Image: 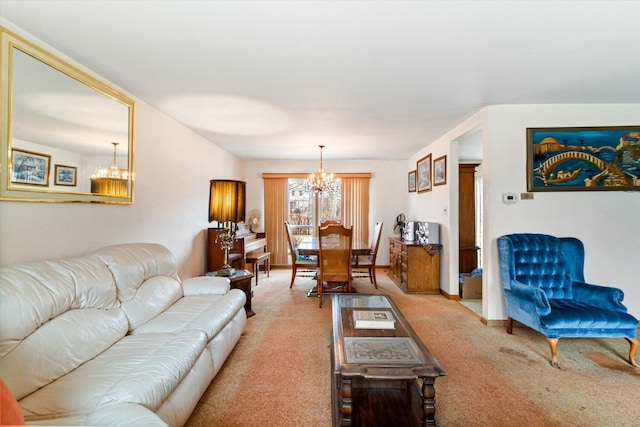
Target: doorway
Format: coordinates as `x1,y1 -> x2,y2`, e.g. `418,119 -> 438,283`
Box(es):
457,132 -> 483,316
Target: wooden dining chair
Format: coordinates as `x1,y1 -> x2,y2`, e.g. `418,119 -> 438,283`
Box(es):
320,220 -> 341,227
284,221 -> 318,288
317,223 -> 353,308
352,221 -> 383,288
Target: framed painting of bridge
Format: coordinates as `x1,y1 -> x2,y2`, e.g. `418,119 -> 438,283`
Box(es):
527,126 -> 640,192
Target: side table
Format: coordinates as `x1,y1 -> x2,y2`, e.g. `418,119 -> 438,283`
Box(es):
206,269 -> 255,317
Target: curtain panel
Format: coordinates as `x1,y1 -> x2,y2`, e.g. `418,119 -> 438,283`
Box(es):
263,177 -> 289,265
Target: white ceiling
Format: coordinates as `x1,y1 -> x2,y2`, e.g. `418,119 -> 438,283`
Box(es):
1,0 -> 639,161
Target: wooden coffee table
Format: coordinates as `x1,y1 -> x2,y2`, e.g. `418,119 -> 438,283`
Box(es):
331,294 -> 445,426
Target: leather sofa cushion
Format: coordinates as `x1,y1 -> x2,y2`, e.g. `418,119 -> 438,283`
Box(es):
93,243 -> 180,302
93,244 -> 184,330
19,330 -> 207,422
131,289 -> 246,339
0,256 -> 120,356
0,256 -> 125,400
119,275 -> 182,331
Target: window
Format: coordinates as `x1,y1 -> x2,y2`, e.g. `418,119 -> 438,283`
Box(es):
262,173 -> 371,266
287,178 -> 341,245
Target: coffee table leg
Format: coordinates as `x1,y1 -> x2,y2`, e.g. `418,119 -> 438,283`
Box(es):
421,377 -> 436,426
339,377 -> 352,426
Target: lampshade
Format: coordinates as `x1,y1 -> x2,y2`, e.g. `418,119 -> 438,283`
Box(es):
209,180 -> 246,223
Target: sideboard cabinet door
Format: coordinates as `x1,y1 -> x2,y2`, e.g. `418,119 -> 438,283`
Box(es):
388,238 -> 440,294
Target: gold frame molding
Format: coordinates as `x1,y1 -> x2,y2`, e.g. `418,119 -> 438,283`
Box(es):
0,26 -> 135,203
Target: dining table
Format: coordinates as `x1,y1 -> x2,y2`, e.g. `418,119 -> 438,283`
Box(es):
297,236 -> 370,257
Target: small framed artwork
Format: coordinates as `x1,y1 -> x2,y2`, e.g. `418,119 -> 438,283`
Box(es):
54,164 -> 77,186
417,154 -> 432,193
11,148 -> 51,186
527,126 -> 640,192
408,170 -> 416,192
434,155 -> 447,186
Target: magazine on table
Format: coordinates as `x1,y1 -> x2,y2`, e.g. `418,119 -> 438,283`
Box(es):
353,310 -> 396,329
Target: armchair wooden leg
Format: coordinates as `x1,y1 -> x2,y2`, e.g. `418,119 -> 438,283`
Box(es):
628,338 -> 638,367
506,317 -> 513,334
547,338 -> 559,367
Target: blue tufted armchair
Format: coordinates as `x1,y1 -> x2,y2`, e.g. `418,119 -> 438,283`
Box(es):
497,233 -> 638,367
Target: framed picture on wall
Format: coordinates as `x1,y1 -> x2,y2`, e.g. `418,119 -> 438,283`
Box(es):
54,164 -> 77,186
417,154 -> 432,193
527,126 -> 640,192
408,170 -> 416,192
11,149 -> 50,186
434,155 -> 447,186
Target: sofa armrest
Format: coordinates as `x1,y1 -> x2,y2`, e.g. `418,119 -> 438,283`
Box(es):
572,281 -> 628,311
182,276 -> 230,296
506,280 -> 551,317
86,403 -> 169,427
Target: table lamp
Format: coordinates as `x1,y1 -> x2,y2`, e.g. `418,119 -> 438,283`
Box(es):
209,179 -> 246,276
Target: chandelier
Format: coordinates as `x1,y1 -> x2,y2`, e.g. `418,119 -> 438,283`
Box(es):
90,142 -> 129,197
90,142 -> 129,180
305,145 -> 339,193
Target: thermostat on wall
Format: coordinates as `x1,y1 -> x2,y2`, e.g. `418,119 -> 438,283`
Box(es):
502,193 -> 518,204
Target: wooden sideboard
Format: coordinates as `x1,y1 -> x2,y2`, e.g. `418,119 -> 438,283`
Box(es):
388,237 -> 441,294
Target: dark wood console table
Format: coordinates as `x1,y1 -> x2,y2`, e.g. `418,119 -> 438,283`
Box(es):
206,269 -> 255,317
331,294 -> 445,426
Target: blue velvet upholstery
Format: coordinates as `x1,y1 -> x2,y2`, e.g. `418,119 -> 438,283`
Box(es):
497,233 -> 638,366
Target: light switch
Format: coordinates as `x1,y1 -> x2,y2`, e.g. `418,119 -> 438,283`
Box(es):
502,193 -> 517,204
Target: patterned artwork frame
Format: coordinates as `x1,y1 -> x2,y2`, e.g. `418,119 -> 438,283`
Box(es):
527,126 -> 640,192
11,148 -> 50,186
54,164 -> 77,186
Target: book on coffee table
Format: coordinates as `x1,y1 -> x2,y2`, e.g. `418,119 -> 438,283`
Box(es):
353,310 -> 396,329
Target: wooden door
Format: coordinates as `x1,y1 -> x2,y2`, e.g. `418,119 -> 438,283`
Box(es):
458,164 -> 479,274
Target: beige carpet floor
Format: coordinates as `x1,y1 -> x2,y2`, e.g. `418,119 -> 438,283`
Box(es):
185,268 -> 639,427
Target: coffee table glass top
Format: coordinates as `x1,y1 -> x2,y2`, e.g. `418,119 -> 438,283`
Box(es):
335,294 -> 391,309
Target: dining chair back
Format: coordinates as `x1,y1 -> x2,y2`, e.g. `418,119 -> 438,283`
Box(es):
317,224 -> 353,308
320,220 -> 341,227
352,221 -> 383,288
284,221 -> 318,288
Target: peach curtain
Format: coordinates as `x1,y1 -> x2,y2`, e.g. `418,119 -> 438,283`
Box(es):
263,177 -> 289,265
339,175 -> 370,246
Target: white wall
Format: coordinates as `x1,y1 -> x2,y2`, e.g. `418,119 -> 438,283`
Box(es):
407,110 -> 486,300
484,104 -> 640,320
408,104 -> 640,321
243,159 -> 407,265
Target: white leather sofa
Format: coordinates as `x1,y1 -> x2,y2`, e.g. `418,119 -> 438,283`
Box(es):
0,243 -> 247,426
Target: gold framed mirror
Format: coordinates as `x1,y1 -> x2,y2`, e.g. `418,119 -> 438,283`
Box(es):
0,27 -> 135,204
